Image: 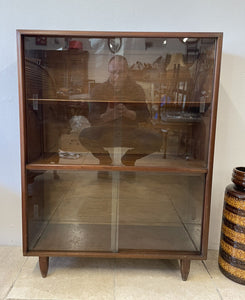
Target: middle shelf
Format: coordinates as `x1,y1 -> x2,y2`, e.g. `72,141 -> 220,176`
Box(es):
26,152 -> 208,173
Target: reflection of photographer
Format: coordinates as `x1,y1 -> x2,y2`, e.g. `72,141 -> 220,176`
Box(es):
79,55 -> 162,166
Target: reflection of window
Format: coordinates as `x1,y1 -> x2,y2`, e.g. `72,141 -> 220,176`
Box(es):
89,38 -> 106,53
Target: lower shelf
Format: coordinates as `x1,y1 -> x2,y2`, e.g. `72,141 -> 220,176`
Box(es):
31,223 -> 200,252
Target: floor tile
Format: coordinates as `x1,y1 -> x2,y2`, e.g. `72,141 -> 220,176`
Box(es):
6,256 -> 114,300
204,250 -> 245,300
0,247 -> 26,300
4,249 -> 245,300
114,258 -> 221,300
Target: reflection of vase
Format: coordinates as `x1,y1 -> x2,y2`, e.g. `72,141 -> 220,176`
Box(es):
219,167 -> 245,285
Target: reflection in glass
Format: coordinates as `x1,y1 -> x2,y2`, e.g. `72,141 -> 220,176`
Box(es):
27,170 -> 204,252
27,170 -> 114,251
119,172 -> 205,251
24,36 -> 216,167
79,55 -> 162,167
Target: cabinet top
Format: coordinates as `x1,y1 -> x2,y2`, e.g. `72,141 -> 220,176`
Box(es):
16,30 -> 223,38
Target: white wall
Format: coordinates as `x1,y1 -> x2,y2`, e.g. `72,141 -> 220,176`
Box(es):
0,0 -> 245,249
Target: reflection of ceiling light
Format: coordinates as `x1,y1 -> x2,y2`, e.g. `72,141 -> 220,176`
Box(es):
183,38 -> 188,43
162,40 -> 167,46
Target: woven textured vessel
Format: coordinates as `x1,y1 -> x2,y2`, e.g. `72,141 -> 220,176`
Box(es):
219,167 -> 245,285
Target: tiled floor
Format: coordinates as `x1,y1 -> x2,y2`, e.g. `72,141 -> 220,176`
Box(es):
1,247 -> 245,300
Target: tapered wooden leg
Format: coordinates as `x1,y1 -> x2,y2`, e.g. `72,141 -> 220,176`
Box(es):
180,259 -> 191,281
39,257 -> 49,278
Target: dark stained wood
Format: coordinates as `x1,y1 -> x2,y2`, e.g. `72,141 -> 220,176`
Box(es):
26,162 -> 208,173
17,30 -> 222,279
17,31 -> 28,254
39,256 -> 49,278
29,250 -> 202,260
180,258 -> 191,281
17,30 -> 223,39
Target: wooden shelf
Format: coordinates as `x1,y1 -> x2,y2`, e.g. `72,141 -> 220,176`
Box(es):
30,223 -> 198,252
27,97 -> 208,107
26,152 -> 207,174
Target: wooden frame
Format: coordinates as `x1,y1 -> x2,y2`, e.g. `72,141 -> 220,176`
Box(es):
17,30 -> 223,280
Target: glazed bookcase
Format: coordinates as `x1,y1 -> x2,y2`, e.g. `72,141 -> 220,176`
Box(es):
17,30 -> 222,280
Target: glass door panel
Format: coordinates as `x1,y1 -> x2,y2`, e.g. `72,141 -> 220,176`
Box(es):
26,170 -> 116,252
118,172 -> 205,251
24,36 -> 217,169
26,169 -> 205,253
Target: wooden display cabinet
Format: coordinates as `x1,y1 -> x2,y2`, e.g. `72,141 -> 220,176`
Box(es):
17,30 -> 222,280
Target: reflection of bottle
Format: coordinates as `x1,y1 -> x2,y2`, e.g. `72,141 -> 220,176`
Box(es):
166,53 -> 186,71
199,91 -> 206,113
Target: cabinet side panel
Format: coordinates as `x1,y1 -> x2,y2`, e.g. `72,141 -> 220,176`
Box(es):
17,31 -> 28,254
201,34 -> 223,256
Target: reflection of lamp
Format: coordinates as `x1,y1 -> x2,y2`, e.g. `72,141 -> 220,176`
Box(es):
108,38 -> 122,53
180,37 -> 199,44
166,53 -> 186,71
